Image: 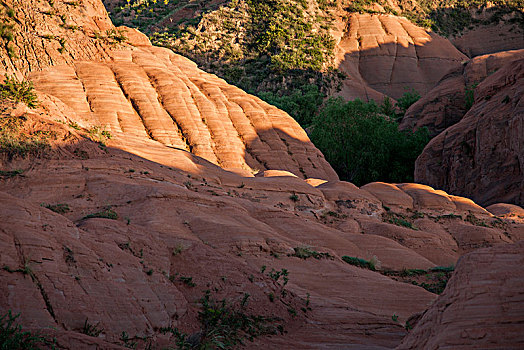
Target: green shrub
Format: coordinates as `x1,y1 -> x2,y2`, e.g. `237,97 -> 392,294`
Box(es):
383,211 -> 417,230
382,266 -> 454,294
44,203 -> 70,214
105,28 -> 127,43
0,169 -> 23,178
291,246 -> 331,260
430,265 -> 454,273
82,207 -> 118,220
86,126 -> 112,146
0,310 -> 55,349
179,276 -> 196,287
342,256 -> 376,271
258,84 -> 324,126
310,98 -> 430,186
267,268 -> 289,286
161,290 -> 283,348
289,193 -> 299,202
465,213 -> 488,227
0,76 -> 38,108
395,88 -> 420,120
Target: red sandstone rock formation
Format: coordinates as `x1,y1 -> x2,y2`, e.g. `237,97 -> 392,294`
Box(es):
400,49 -> 524,137
398,241 -> 524,349
0,1 -> 523,348
0,0 -> 119,78
415,58 -> 524,207
451,22 -> 524,58
1,99 -> 522,348
333,13 -> 467,101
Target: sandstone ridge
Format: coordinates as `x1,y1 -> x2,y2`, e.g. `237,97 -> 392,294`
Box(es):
334,13 -> 467,101
415,57 -> 524,206
0,0 -> 523,348
1,98 -> 523,348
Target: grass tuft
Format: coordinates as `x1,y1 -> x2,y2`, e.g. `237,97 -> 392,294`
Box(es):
82,207 -> 118,220
44,203 -> 70,214
290,246 -> 331,260
342,256 -> 376,271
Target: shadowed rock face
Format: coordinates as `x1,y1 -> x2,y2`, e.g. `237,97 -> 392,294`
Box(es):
1,0 -> 524,348
451,22 -> 524,58
334,13 -> 467,101
2,99 -> 523,348
3,95 -> 524,347
400,49 -> 524,137
398,241 -> 524,349
415,58 -> 524,207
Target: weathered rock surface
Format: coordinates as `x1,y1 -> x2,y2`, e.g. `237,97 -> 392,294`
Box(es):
487,203 -> 524,218
400,49 -> 524,137
1,1 -> 523,348
415,58 -> 524,206
0,0 -> 122,78
1,100 -> 523,348
334,13 -> 467,101
29,42 -> 338,180
398,241 -> 524,349
451,22 -> 524,58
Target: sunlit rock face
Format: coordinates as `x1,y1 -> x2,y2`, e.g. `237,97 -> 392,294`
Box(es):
333,13 -> 467,102
1,0 -> 523,349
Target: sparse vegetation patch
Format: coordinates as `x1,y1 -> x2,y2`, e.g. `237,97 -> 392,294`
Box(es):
44,203 -> 70,214
382,266 -> 455,294
383,211 -> 418,230
290,246 -> 332,260
0,112 -> 51,160
342,256 -> 377,271
82,207 -> 118,220
0,310 -> 55,349
0,76 -> 38,108
160,290 -> 283,348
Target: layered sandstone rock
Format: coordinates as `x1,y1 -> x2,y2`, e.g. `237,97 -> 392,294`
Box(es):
28,42 -> 338,180
415,58 -> 524,206
1,1 -> 523,348
1,100 -> 523,348
400,49 -> 524,137
334,13 -> 467,101
398,241 -> 524,349
0,0 -> 121,78
451,22 -> 524,58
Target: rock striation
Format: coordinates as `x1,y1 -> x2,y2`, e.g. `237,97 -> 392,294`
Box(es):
29,41 -> 337,180
398,241 -> 524,349
334,13 -> 467,101
400,49 -> 524,137
415,58 -> 524,206
1,0 -> 523,348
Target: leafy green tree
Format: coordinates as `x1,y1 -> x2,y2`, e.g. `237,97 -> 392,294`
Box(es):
395,88 -> 420,120
258,84 -> 324,126
379,97 -> 396,119
310,98 -> 429,186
